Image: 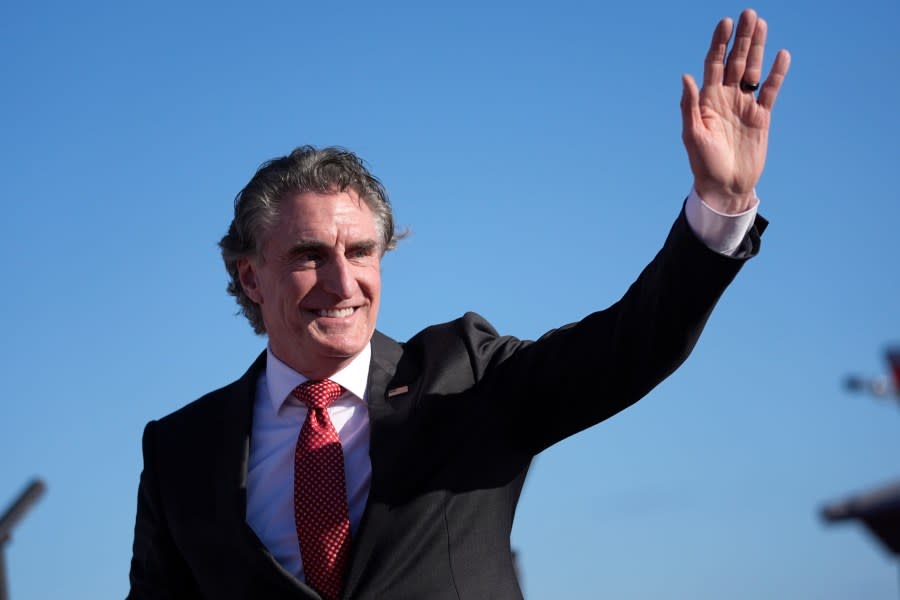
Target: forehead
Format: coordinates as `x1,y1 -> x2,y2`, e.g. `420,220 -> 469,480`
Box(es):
267,189 -> 378,244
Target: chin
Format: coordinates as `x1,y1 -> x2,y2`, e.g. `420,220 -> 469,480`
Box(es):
315,339 -> 367,359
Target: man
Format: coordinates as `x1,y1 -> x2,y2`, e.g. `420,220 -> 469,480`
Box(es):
128,8 -> 790,599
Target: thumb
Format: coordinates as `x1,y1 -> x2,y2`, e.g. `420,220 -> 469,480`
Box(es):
680,73 -> 700,137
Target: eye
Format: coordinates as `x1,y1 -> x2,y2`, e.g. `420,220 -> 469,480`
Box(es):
347,245 -> 376,260
294,251 -> 324,267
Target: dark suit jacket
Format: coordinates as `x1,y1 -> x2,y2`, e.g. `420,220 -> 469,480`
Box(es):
128,212 -> 764,599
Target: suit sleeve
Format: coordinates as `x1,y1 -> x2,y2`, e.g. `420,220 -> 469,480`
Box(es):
127,421 -> 199,599
470,209 -> 765,455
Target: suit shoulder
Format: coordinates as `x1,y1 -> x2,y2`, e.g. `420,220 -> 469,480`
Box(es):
404,312 -> 527,381
408,311 -> 498,341
155,380 -> 236,426
151,351 -> 264,433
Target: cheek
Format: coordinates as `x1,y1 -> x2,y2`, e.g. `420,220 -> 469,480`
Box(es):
364,265 -> 382,296
281,273 -> 317,299
261,278 -> 314,324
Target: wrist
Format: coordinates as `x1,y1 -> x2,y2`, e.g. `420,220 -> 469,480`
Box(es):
693,183 -> 757,215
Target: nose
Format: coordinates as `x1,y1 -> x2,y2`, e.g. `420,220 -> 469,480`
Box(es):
320,255 -> 358,299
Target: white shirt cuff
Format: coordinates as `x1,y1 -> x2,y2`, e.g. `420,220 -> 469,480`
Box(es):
684,188 -> 759,256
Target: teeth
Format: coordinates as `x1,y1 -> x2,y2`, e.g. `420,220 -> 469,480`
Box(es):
317,307 -> 355,318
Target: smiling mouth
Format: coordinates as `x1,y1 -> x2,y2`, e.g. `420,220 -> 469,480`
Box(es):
313,307 -> 357,318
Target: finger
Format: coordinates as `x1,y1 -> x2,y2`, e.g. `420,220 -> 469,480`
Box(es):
680,73 -> 701,136
703,17 -> 733,88
742,18 -> 767,89
758,49 -> 791,110
724,8 -> 758,86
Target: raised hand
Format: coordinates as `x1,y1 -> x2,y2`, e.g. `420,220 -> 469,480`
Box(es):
681,8 -> 791,214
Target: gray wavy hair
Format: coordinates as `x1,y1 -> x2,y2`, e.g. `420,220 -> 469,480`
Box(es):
219,145 -> 402,334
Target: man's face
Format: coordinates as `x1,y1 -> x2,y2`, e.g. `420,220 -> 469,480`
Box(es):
238,189 -> 382,379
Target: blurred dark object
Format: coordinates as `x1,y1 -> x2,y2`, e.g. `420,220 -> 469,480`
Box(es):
889,347 -> 900,389
825,343 -> 900,592
0,480 -> 45,543
0,479 -> 46,600
822,480 -> 900,556
843,345 -> 900,403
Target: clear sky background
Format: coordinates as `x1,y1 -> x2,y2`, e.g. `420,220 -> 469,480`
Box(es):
1,1 -> 898,598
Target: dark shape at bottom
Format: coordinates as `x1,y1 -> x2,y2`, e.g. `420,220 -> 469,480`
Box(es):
822,480 -> 900,556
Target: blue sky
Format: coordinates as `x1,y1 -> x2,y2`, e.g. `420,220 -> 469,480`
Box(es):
1,1 -> 898,598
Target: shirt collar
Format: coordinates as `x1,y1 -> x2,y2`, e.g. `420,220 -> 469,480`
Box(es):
265,343 -> 372,414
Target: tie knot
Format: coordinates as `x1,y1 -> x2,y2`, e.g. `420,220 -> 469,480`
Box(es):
292,379 -> 343,410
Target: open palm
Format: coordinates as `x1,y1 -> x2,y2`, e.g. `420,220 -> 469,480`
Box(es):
681,9 -> 791,214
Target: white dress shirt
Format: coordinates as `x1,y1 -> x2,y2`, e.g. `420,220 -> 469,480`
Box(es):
684,187 -> 758,255
244,190 -> 758,580
246,344 -> 372,581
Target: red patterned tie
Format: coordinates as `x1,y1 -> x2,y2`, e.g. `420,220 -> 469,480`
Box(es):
292,380 -> 351,600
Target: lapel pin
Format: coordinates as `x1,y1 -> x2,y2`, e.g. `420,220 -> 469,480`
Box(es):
387,385 -> 409,398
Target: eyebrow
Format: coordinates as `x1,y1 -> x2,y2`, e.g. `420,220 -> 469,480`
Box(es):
281,238 -> 380,260
347,240 -> 379,254
282,240 -> 329,260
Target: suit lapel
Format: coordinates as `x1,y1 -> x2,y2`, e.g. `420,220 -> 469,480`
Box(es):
219,337 -> 415,598
215,351 -> 321,598
214,351 -> 261,539
342,330 -> 412,597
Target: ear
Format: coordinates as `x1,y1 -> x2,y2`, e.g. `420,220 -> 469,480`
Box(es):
237,258 -> 264,305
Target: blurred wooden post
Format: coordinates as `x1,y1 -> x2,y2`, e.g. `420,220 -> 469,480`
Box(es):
0,479 -> 46,600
